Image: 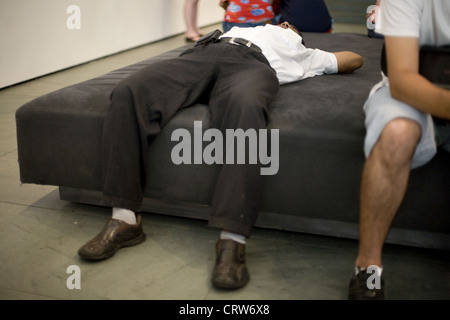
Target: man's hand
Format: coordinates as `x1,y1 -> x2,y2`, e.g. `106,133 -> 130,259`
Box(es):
333,51 -> 363,74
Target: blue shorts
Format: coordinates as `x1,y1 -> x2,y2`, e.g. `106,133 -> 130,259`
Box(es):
364,85 -> 450,169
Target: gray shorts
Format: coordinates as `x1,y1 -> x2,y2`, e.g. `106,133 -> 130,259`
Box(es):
364,86 -> 450,169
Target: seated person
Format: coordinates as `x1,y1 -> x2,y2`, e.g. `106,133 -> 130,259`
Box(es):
348,0 -> 450,300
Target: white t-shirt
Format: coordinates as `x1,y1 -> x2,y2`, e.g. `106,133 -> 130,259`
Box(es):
221,24 -> 338,85
370,0 -> 450,93
376,0 -> 450,46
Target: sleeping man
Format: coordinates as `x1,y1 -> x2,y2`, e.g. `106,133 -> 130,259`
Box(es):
78,21 -> 363,290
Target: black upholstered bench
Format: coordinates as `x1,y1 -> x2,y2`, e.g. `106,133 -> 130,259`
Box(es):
16,32 -> 450,250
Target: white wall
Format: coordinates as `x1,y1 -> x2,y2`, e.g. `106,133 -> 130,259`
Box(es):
0,0 -> 223,89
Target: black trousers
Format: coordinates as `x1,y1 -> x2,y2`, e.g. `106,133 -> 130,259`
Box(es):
101,41 -> 279,237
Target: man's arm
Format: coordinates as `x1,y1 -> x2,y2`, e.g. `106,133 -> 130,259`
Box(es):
385,36 -> 450,119
332,51 -> 363,74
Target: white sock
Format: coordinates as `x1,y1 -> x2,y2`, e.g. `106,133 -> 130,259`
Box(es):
112,207 -> 136,225
220,231 -> 246,244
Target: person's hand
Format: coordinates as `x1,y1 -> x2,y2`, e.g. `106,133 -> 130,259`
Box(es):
219,0 -> 229,10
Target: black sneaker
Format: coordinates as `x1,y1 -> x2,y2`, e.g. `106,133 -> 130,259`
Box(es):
348,267 -> 385,300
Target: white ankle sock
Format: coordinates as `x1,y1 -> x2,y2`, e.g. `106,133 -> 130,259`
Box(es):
220,231 -> 246,244
112,207 -> 136,225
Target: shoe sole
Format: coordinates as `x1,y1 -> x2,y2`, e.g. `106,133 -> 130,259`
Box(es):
212,273 -> 250,290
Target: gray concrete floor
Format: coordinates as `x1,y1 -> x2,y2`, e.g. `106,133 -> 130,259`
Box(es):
1,23 -> 449,301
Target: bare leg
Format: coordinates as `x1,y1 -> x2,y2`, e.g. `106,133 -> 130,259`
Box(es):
355,118 -> 421,268
184,0 -> 202,40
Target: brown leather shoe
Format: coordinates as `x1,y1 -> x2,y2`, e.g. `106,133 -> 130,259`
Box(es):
78,213 -> 146,261
211,239 -> 249,289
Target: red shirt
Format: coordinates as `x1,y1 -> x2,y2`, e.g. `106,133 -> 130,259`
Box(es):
225,1 -> 274,23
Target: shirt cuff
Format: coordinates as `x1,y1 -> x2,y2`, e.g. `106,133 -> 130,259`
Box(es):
325,52 -> 339,74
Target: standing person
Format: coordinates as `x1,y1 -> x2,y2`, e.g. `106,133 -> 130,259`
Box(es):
273,0 -> 333,33
184,0 -> 203,42
77,22 -> 363,290
219,0 -> 275,33
348,0 -> 450,300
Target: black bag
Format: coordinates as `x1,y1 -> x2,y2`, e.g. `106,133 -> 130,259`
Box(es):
381,43 -> 450,89
194,29 -> 223,47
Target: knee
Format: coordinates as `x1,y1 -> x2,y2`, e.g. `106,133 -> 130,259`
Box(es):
109,79 -> 141,116
111,74 -> 150,104
224,98 -> 268,128
111,78 -> 134,100
376,118 -> 422,165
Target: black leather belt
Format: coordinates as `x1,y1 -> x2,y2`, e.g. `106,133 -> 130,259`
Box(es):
219,37 -> 262,54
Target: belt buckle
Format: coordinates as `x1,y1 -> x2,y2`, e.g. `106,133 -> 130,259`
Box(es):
229,37 -> 252,48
